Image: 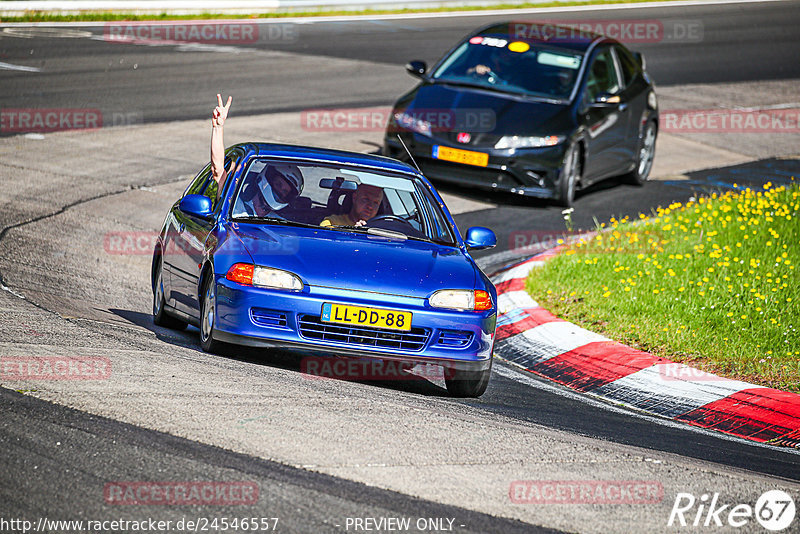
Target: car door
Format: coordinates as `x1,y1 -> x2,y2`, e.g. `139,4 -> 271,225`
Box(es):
579,45 -> 629,182
169,148 -> 245,317
167,163 -> 216,317
614,45 -> 649,169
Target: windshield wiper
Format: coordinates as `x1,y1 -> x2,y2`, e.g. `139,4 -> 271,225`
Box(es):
232,216 -> 313,228
433,78 -> 566,103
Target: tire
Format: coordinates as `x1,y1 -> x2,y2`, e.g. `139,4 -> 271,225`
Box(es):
200,273 -> 223,353
445,359 -> 492,398
623,120 -> 657,185
152,258 -> 187,330
556,142 -> 581,207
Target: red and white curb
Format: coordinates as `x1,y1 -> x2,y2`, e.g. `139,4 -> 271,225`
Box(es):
490,249 -> 800,448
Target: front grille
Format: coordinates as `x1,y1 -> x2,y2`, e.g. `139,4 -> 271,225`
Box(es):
298,315 -> 430,352
420,158 -> 525,188
251,308 -> 288,328
436,330 -> 473,348
440,132 -> 502,148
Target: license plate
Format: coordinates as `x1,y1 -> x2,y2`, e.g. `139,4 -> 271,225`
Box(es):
432,145 -> 489,167
321,303 -> 412,332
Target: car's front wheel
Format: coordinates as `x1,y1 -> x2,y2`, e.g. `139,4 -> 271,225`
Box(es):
556,142 -> 581,207
200,274 -> 223,353
623,120 -> 657,185
445,359 -> 492,398
153,258 -> 187,330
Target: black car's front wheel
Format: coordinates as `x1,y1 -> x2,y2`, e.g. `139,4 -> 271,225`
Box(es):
556,142 -> 581,207
153,258 -> 187,330
623,120 -> 657,185
444,359 -> 492,398
200,274 -> 223,353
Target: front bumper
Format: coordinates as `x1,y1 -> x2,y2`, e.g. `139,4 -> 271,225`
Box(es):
213,276 -> 496,372
384,132 -> 569,198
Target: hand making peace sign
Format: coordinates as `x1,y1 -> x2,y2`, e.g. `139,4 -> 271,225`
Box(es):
212,93 -> 232,128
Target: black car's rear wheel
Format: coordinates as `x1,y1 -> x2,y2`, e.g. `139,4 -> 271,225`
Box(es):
444,359 -> 492,398
200,274 -> 223,353
556,142 -> 581,207
623,120 -> 657,185
153,258 -> 187,330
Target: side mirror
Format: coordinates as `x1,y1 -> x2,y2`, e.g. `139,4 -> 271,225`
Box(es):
179,194 -> 213,219
591,92 -> 621,107
405,60 -> 427,78
464,227 -> 496,250
633,51 -> 646,70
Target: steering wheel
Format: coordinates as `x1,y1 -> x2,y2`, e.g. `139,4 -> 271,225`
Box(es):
367,215 -> 409,225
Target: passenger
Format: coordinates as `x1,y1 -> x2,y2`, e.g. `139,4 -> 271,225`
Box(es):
320,184 -> 384,227
210,94 -> 303,218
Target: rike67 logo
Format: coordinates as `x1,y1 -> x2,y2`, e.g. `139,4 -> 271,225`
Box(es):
668,490 -> 796,531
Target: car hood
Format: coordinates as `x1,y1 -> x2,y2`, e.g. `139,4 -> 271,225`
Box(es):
228,223 -> 477,298
397,82 -> 573,138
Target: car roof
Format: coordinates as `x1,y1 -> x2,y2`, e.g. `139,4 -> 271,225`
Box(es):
234,142 -> 423,179
475,21 -> 607,52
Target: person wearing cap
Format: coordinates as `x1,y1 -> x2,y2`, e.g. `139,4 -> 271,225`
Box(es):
320,184 -> 384,227
210,94 -> 303,218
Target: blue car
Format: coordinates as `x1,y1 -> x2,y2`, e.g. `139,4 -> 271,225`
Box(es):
151,143 -> 498,397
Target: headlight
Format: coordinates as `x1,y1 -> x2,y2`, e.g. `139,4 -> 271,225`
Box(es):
647,91 -> 657,110
253,266 -> 303,291
226,263 -> 303,291
393,112 -> 432,137
430,289 -> 493,311
494,135 -> 564,149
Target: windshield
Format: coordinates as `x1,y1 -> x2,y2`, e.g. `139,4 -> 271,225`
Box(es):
229,159 -> 457,246
432,37 -> 583,100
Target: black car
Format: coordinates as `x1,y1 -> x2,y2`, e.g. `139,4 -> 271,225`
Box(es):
383,22 -> 658,206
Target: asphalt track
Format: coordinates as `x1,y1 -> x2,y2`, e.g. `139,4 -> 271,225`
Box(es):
1,1 -> 800,532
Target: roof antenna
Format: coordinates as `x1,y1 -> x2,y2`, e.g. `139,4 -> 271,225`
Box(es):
396,134 -> 422,174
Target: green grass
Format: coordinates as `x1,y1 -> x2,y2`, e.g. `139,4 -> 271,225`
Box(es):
0,0 -> 689,23
526,182 -> 800,392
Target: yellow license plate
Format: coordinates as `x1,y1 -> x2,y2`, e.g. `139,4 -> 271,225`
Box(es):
433,145 -> 489,167
321,303 -> 412,331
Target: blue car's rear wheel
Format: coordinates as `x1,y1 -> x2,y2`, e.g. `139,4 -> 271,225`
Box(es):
444,359 -> 492,398
200,275 -> 223,353
153,259 -> 187,330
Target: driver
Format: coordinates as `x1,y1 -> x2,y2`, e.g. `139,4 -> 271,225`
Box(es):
320,184 -> 384,227
467,48 -> 513,80
239,163 -> 304,218
209,94 -> 303,218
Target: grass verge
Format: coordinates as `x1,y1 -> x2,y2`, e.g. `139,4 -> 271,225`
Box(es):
1,0 -> 688,23
526,182 -> 800,392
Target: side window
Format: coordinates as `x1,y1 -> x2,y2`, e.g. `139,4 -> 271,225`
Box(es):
205,149 -> 245,210
615,46 -> 639,88
418,185 -> 455,244
184,164 -> 212,197
584,47 -> 621,103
